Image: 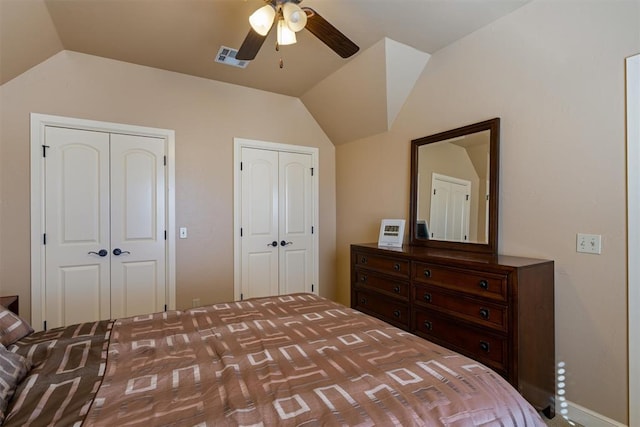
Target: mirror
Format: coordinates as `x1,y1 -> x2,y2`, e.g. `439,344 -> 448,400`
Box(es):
409,118 -> 500,254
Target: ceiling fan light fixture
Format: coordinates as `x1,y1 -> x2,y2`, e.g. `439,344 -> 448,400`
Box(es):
277,18 -> 297,45
249,4 -> 276,36
282,2 -> 307,32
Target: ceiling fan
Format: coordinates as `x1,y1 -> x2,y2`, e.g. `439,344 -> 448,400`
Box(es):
236,0 -> 359,61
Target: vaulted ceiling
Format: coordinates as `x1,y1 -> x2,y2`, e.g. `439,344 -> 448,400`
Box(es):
0,0 -> 530,143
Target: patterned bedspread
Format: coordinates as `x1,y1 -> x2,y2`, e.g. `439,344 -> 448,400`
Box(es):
85,293 -> 544,426
5,320 -> 112,426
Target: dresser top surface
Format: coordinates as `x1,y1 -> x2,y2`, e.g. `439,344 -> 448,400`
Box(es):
351,243 -> 552,268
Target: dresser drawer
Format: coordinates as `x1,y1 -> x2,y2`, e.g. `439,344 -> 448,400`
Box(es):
412,262 -> 508,302
353,289 -> 409,327
414,284 -> 508,332
413,309 -> 508,373
354,270 -> 409,299
354,252 -> 409,277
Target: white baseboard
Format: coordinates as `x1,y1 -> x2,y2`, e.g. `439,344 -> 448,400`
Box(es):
564,401 -> 627,427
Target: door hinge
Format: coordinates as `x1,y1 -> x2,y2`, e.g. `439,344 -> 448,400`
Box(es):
164,155 -> 167,166
433,189 -> 436,195
311,226 -> 314,234
466,194 -> 470,201
311,167 -> 314,176
43,233 -> 46,245
42,145 -> 49,157
312,284 -> 314,292
240,162 -> 243,171
240,293 -> 244,301
164,230 -> 167,240
240,228 -> 243,237
43,321 -> 47,331
164,304 -> 167,312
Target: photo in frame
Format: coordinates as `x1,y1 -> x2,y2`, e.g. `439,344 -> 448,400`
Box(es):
378,219 -> 406,248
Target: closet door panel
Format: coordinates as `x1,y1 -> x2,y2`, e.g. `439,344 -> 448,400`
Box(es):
240,147 -> 279,298
110,134 -> 167,318
44,127 -> 111,328
278,152 -> 313,295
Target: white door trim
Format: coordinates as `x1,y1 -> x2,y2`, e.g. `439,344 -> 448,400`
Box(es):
30,113 -> 176,330
626,53 -> 639,427
233,138 -> 319,300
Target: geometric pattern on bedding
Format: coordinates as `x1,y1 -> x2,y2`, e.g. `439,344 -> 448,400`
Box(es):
0,306 -> 34,347
85,294 -> 545,427
0,344 -> 31,423
4,320 -> 112,427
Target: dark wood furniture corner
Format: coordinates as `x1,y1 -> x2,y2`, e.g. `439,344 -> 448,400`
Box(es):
0,295 -> 19,315
351,243 -> 555,418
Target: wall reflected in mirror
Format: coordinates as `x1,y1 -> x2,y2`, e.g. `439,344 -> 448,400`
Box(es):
416,130 -> 490,244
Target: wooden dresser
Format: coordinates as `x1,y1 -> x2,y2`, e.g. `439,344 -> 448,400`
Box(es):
351,243 -> 555,417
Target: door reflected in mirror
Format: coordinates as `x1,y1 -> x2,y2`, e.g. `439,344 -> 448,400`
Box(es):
417,130 -> 490,244
409,118 -> 500,254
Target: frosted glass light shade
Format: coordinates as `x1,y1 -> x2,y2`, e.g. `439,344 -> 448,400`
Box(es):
282,3 -> 307,32
249,5 -> 276,36
277,19 -> 297,45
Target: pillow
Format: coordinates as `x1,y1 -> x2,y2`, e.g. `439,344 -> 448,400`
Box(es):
0,306 -> 33,347
0,344 -> 31,423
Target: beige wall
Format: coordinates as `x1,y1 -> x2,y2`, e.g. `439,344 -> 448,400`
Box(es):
336,0 -> 638,424
0,50 -> 337,322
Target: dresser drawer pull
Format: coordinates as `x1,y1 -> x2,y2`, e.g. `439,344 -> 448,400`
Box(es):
423,293 -> 432,303
393,286 -> 400,293
360,297 -> 367,305
393,263 -> 400,271
423,269 -> 432,278
479,279 -> 489,290
424,321 -> 433,331
479,308 -> 490,319
393,310 -> 401,318
360,275 -> 368,283
361,256 -> 368,264
479,341 -> 490,352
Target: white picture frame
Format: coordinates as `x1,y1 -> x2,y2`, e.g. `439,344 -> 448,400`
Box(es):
378,219 -> 406,248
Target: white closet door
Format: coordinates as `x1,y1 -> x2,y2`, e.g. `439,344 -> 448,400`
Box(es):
278,151 -> 313,295
429,173 -> 471,242
429,177 -> 450,240
43,127 -> 167,328
240,147 -> 314,299
449,181 -> 471,242
110,134 -> 166,318
241,147 -> 280,298
44,127 -> 111,328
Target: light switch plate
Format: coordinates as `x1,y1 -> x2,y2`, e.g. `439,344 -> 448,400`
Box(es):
577,233 -> 601,254
179,227 -> 188,239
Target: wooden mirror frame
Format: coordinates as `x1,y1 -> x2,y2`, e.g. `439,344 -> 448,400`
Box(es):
409,118 -> 500,254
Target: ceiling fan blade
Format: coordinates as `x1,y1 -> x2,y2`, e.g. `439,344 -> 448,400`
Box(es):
303,7 -> 359,58
236,28 -> 267,61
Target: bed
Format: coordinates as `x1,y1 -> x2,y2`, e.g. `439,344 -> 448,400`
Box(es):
1,293 -> 546,426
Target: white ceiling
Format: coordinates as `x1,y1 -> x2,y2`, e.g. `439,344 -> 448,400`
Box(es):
1,0 -> 530,96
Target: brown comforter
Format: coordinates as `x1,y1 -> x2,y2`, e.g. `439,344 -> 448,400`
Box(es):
4,294 -> 545,426
81,293 -> 544,426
